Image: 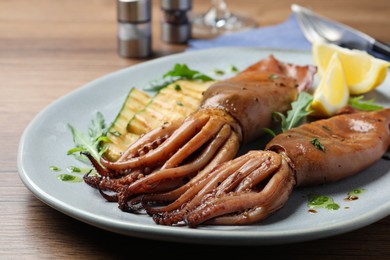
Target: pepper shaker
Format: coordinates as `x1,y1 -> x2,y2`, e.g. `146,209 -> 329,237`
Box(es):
160,0 -> 192,43
117,0 -> 152,58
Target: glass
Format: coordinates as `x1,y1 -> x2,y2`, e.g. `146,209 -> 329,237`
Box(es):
192,0 -> 257,38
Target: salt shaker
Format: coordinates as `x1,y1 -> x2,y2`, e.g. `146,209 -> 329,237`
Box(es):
117,0 -> 152,58
160,0 -> 192,43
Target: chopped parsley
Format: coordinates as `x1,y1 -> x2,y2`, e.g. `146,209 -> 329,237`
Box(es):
311,138 -> 325,152
308,194 -> 340,210
230,65 -> 239,73
57,174 -> 83,183
49,166 -> 61,172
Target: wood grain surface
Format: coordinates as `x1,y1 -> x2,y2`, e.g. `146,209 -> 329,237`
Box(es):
2,0 -> 389,258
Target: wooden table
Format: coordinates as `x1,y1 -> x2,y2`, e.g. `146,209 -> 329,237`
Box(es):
2,0 -> 389,258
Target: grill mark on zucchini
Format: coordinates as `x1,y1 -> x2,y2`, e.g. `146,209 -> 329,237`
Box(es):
105,80 -> 214,161
105,88 -> 152,161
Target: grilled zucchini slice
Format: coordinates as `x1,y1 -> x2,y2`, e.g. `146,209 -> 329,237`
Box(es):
105,80 -> 215,161
127,80 -> 214,134
104,88 -> 152,161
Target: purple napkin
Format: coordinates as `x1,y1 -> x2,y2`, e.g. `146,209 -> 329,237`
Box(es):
187,14 -> 311,51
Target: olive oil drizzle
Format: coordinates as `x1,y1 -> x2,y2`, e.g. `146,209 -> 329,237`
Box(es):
344,188 -> 365,201
307,194 -> 340,211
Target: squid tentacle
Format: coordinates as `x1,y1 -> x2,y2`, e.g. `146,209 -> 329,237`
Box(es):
128,124 -> 231,203
151,152 -> 265,225
214,151 -> 282,195
116,123 -> 237,210
161,116 -> 227,169
140,130 -> 240,211
101,114 -> 211,171
185,157 -> 294,227
117,120 -> 181,162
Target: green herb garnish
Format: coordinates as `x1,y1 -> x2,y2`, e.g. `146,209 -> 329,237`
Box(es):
230,65 -> 239,73
67,112 -> 110,163
311,138 -> 326,152
273,92 -> 314,132
308,194 -> 340,210
345,188 -> 366,201
348,95 -> 383,111
174,84 -> 182,91
261,127 -> 277,137
49,166 -> 61,172
145,64 -> 214,92
66,166 -> 81,173
348,188 -> 365,197
213,69 -> 225,75
326,203 -> 340,210
57,174 -> 83,183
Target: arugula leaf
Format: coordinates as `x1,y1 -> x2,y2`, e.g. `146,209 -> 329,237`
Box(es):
164,64 -> 213,80
67,112 -> 109,164
348,95 -> 383,111
274,92 -> 314,132
145,63 -> 214,92
261,127 -> 277,137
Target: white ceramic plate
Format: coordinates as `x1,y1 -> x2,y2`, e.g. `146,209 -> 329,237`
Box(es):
18,47 -> 390,245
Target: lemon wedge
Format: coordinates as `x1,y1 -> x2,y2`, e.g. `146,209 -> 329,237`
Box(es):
310,52 -> 349,117
312,41 -> 390,95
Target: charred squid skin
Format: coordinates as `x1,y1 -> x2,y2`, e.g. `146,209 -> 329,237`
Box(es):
97,185 -> 119,202
83,170 -> 101,189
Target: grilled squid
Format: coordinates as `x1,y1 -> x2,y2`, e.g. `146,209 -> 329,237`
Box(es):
142,109 -> 390,226
83,55 -> 317,212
